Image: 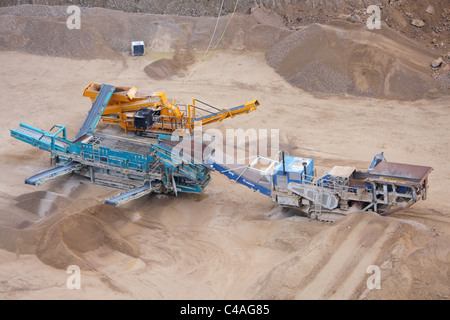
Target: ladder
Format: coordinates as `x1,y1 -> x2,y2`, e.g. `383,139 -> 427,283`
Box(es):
314,179 -> 323,217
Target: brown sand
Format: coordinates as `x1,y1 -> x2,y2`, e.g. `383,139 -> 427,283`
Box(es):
0,6 -> 449,300
144,49 -> 195,80
266,22 -> 449,100
2,5 -> 448,100
0,50 -> 448,300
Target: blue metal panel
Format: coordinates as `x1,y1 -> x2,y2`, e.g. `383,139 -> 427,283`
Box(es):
151,142 -> 210,182
66,141 -> 82,155
79,142 -> 153,171
369,152 -> 386,171
273,156 -> 314,186
208,161 -> 272,196
174,175 -> 212,193
74,84 -> 115,141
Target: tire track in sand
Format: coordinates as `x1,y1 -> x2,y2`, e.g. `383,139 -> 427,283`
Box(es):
295,214 -> 397,299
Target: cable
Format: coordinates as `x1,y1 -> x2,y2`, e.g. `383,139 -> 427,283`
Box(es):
202,0 -> 239,62
183,0 -> 239,83
201,0 -> 225,62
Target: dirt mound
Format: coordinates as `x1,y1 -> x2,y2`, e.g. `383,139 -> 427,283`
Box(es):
144,49 -> 195,80
245,211 -> 450,300
246,212 -> 390,299
244,24 -> 292,51
37,213 -> 139,270
144,58 -> 181,80
0,7 -> 121,59
361,223 -> 450,299
2,1 -> 449,62
0,4 -> 294,60
0,192 -> 139,270
266,23 -> 449,100
14,190 -> 71,219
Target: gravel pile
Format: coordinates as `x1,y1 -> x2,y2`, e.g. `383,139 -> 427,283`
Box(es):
0,4 -> 289,59
265,23 -> 449,100
1,4 -> 447,100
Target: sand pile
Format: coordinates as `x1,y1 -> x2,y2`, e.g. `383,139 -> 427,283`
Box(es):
246,211 -> 450,300
363,221 -> 449,299
0,189 -> 139,270
37,212 -> 139,270
5,4 -> 447,100
144,49 -> 195,80
14,191 -> 71,220
266,23 -> 449,100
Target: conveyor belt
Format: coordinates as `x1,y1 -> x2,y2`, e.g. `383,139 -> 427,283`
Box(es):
208,158 -> 273,196
193,100 -> 259,122
369,161 -> 433,184
11,125 -> 69,153
74,84 -> 115,141
105,181 -> 157,206
156,138 -> 272,196
25,161 -> 82,186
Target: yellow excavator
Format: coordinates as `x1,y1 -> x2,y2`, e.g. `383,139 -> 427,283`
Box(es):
83,82 -> 259,135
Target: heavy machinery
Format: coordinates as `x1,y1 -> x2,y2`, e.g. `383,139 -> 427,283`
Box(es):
160,139 -> 432,220
83,82 -> 259,135
11,84 -> 432,220
209,151 -> 432,220
11,85 -> 211,206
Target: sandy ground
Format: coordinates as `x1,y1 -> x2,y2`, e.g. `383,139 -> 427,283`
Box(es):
0,50 -> 449,300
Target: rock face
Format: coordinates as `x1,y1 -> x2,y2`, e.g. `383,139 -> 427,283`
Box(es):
1,0 -> 449,48
0,5 -> 292,57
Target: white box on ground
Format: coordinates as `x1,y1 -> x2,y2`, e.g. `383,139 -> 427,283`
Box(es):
131,41 -> 145,56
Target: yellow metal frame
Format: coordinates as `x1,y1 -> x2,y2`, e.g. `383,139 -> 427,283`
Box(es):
83,83 -> 259,134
